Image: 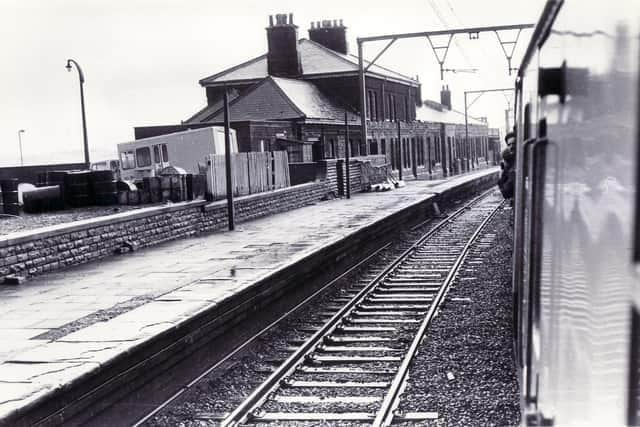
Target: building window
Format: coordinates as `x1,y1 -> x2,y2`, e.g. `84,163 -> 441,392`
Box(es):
405,97 -> 409,121
417,137 -> 425,166
359,139 -> 366,156
161,144 -> 169,161
367,90 -> 379,121
135,147 -> 151,167
387,94 -> 397,121
373,92 -> 378,121
390,138 -> 397,170
404,139 -> 410,168
369,139 -> 378,155
381,138 -> 386,155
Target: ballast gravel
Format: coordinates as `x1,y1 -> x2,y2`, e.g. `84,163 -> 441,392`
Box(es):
396,206 -> 519,426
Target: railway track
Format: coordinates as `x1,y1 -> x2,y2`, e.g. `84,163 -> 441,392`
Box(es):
202,190 -> 504,426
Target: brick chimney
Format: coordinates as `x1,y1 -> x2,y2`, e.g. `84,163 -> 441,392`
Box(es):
266,13 -> 302,78
440,85 -> 452,110
308,19 -> 348,54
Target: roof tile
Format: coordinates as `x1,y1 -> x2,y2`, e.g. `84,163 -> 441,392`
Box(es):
200,39 -> 418,86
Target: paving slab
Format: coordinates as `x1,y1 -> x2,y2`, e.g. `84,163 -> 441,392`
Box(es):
0,168 -> 497,423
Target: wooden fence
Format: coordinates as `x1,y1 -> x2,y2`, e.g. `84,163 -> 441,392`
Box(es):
205,151 -> 290,200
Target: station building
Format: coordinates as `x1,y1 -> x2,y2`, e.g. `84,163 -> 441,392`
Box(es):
135,13 -> 495,179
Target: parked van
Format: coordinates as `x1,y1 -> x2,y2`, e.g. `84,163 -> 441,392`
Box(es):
90,159 -> 121,180
117,127 -> 238,181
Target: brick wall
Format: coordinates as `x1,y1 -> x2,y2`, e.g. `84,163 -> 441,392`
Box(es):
0,182 -> 326,281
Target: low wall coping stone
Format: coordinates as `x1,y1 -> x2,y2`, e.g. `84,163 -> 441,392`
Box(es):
0,182 -> 324,248
0,200 -> 207,248
203,182 -> 322,213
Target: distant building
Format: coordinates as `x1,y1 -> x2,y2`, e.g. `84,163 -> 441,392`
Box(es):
135,13 -> 494,178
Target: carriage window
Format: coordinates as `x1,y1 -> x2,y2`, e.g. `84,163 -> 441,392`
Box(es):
153,145 -> 161,163
120,151 -> 135,170
136,147 -> 152,167
161,144 -> 169,161
524,103 -> 531,140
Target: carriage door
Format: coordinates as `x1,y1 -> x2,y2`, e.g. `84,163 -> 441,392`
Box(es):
152,144 -> 169,172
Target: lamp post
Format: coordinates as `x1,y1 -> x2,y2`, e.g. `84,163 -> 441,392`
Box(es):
17,129 -> 25,166
65,59 -> 90,166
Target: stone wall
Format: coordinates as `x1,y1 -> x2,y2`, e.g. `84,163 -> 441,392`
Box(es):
0,182 -> 326,281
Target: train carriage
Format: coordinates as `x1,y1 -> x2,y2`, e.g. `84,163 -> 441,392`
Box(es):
512,0 -> 639,424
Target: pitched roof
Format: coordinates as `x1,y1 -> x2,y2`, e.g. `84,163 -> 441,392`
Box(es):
416,101 -> 486,126
272,77 -> 356,121
184,91 -> 241,124
199,39 -> 419,87
201,76 -> 359,124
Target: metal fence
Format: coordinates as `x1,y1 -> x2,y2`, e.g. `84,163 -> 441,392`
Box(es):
205,151 -> 290,200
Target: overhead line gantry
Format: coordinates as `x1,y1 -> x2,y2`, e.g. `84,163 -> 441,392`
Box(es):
356,23 -> 534,151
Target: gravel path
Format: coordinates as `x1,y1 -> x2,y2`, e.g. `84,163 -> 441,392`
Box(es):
397,205 -> 519,426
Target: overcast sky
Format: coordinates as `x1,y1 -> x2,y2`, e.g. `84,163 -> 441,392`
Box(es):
1,0 -> 545,166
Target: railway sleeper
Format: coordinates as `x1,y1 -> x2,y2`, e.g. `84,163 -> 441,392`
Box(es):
344,317 -> 421,324
324,335 -> 396,344
316,344 -> 402,353
249,411 -> 377,421
357,303 -> 430,310
270,396 -> 381,405
297,366 -> 395,374
351,310 -> 425,317
335,325 -> 397,333
376,287 -> 439,293
281,379 -> 390,388
306,355 -> 402,363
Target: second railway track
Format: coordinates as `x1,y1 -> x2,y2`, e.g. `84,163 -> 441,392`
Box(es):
204,189 -> 504,426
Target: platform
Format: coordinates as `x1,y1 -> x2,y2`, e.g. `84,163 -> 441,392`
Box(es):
0,168 -> 498,425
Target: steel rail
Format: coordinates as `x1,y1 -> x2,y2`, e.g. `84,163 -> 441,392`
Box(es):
221,188 -> 497,426
375,198 -> 504,426
133,241 -> 393,427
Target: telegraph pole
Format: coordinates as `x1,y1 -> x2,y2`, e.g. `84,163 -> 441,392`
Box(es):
223,90 -> 235,231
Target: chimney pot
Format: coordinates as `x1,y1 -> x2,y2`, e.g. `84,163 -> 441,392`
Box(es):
289,13 -> 294,25
269,15 -> 274,26
308,18 -> 348,54
310,21 -> 314,29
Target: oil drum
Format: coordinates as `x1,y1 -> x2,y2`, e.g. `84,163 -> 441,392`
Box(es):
22,186 -> 63,213
0,179 -> 19,216
90,170 -> 117,206
64,171 -> 92,207
46,171 -> 68,207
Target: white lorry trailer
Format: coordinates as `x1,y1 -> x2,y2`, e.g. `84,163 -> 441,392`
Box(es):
117,126 -> 238,181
